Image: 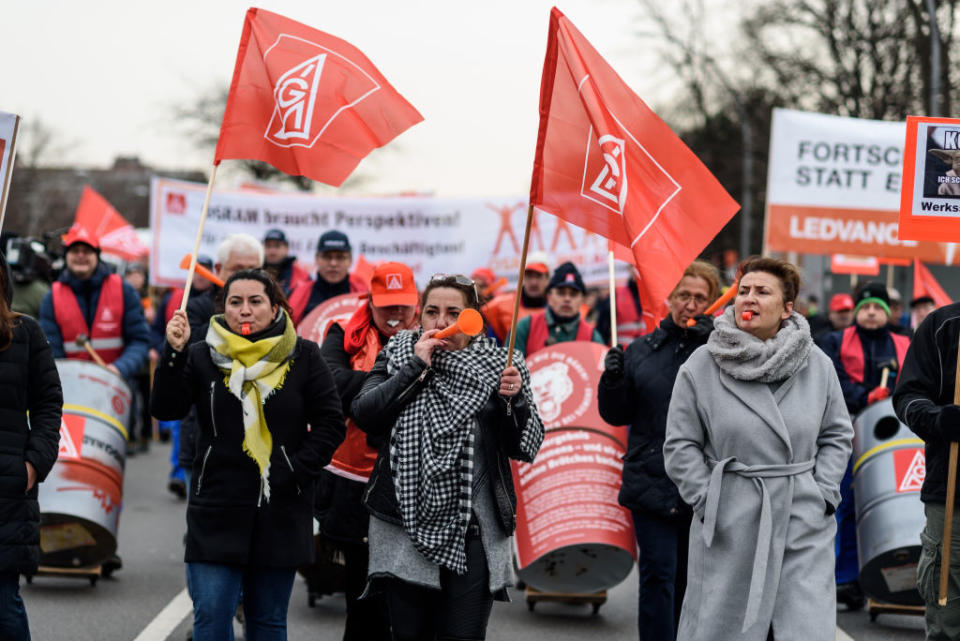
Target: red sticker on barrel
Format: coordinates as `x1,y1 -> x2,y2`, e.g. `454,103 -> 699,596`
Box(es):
893,448 -> 925,493
58,415 -> 86,459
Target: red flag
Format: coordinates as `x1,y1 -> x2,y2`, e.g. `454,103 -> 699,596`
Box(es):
215,8 -> 423,187
913,259 -> 952,307
530,8 -> 739,325
68,185 -> 149,261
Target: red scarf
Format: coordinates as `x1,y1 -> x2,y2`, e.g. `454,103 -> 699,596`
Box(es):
343,303 -> 375,355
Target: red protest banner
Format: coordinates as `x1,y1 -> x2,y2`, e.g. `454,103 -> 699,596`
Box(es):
215,8 -> 423,187
899,115 -> 960,242
529,7 -> 739,327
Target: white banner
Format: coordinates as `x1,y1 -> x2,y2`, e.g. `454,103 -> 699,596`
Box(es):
0,110 -> 20,229
149,177 -> 630,288
764,108 -> 954,263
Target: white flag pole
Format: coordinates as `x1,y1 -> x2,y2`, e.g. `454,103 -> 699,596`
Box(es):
608,250 -> 618,347
179,164 -> 219,311
0,114 -> 21,235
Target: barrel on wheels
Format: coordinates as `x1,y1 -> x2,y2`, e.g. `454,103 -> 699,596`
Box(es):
37,360 -> 130,569
852,398 -> 926,605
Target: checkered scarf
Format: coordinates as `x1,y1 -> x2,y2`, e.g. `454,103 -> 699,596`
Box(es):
385,329 -> 541,574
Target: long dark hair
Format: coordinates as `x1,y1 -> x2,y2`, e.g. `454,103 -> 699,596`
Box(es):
0,257 -> 21,351
222,269 -> 292,317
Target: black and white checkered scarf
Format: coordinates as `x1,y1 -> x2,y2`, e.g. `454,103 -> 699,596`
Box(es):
385,329 -> 542,574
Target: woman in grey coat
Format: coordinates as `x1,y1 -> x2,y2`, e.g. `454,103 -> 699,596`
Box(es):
664,256 -> 853,641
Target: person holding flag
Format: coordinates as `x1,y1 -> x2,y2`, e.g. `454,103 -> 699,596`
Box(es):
152,269 -> 346,641
351,274 -> 543,641
317,261 -> 419,641
597,260 -> 719,641
894,299 -> 960,639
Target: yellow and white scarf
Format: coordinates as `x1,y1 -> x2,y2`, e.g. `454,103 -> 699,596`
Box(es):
205,310 -> 297,502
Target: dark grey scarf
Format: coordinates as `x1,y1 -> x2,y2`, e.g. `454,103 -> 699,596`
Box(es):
706,307 -> 812,382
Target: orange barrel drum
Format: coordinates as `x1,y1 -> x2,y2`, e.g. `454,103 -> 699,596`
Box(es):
512,343 -> 636,593
37,360 -> 131,568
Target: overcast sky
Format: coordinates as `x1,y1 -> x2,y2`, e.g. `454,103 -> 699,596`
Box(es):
1,0 -> 704,197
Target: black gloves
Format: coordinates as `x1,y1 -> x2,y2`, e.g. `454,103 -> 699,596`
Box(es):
686,314 -> 714,339
604,345 -> 624,379
938,405 -> 960,442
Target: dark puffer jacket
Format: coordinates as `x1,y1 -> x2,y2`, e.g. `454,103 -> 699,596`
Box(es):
351,350 -> 534,535
597,315 -> 712,517
0,309 -> 63,574
151,327 -> 346,567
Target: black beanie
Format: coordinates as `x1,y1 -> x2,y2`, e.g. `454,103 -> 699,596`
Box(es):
547,262 -> 586,295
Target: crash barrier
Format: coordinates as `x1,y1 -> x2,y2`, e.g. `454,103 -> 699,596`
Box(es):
38,360 -> 131,568
852,398 -> 925,605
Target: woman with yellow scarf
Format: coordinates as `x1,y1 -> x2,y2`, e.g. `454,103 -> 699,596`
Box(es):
152,268 -> 346,641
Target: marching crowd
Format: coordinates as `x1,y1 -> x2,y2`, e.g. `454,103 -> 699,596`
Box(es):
0,225 -> 959,641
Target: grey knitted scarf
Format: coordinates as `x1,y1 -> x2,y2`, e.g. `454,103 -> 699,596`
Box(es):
706,307 -> 812,383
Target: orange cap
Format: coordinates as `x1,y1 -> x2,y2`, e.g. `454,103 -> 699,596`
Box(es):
370,262 -> 418,307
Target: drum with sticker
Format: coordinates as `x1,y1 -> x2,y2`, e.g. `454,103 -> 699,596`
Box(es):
852,398 -> 925,605
37,360 -> 131,569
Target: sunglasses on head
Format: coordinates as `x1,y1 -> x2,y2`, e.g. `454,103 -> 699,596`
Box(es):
429,273 -> 480,303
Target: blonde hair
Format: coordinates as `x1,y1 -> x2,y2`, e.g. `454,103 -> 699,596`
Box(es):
670,260 -> 721,302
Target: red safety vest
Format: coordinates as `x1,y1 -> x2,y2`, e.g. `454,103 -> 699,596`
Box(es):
53,274 -> 125,364
614,285 -> 647,344
326,317 -> 382,481
289,274 -> 369,326
839,325 -> 910,385
525,310 -> 594,356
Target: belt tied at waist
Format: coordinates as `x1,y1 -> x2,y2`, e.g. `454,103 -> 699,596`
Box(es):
701,456 -> 816,632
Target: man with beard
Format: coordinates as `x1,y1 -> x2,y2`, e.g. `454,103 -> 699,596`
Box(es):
262,229 -> 310,296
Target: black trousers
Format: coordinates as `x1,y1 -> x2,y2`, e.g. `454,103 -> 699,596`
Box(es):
381,533 -> 493,641
341,541 -> 390,641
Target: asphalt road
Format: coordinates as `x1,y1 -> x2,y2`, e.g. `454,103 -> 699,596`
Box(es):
18,442 -> 928,640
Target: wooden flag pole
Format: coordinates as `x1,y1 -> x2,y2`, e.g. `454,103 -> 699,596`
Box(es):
506,205 -> 535,368
179,164 -> 219,312
608,250 -> 618,347
0,114 -> 21,234
938,349 -> 960,605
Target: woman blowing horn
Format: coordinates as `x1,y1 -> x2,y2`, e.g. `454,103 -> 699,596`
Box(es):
351,274 -> 544,641
664,256 -> 853,641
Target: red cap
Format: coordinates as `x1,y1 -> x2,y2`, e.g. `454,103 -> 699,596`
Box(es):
61,224 -> 100,250
471,267 -> 496,284
829,293 -> 854,312
370,262 -> 418,307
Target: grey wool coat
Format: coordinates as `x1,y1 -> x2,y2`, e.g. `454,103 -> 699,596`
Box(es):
664,344 -> 853,641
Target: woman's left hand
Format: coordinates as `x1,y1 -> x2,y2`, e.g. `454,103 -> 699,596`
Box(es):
499,366 -> 522,397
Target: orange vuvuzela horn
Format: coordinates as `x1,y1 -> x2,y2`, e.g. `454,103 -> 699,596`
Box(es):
179,254 -> 225,288
434,308 -> 484,339
686,280 -> 739,327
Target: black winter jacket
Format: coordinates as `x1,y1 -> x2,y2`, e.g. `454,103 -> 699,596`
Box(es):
314,323 -> 388,543
0,315 -> 62,573
151,334 -> 346,567
597,315 -> 711,517
351,350 -> 533,535
894,303 -> 960,505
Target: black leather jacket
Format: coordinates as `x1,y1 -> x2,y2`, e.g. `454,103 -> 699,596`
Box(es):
351,350 -> 533,535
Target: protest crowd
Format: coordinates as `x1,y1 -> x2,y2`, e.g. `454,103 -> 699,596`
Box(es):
7,6 -> 960,641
